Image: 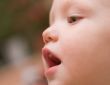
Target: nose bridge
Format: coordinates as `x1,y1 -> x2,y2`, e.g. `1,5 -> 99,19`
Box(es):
42,26 -> 59,44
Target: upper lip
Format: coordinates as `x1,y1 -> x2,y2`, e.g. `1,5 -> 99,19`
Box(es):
42,48 -> 61,69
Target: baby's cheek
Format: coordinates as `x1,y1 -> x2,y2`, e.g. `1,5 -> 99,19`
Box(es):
60,34 -> 109,77
65,54 -> 109,84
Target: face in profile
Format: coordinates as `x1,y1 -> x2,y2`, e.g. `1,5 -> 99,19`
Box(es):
42,0 -> 110,85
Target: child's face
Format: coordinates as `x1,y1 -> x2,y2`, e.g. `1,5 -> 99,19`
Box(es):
42,0 -> 110,85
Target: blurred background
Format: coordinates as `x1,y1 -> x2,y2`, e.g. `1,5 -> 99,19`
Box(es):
0,0 -> 52,85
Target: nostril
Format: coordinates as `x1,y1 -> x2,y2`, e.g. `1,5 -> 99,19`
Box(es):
42,29 -> 59,44
44,36 -> 52,44
46,36 -> 53,43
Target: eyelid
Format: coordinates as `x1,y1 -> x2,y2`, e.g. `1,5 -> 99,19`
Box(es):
69,14 -> 84,20
68,9 -> 85,17
68,10 -> 85,18
67,5 -> 92,19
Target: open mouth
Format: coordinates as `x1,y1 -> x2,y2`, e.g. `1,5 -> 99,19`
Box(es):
42,48 -> 61,68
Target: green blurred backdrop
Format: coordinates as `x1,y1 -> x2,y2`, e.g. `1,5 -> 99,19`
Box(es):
0,0 -> 52,67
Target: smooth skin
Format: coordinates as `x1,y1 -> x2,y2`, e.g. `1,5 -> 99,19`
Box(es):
42,0 -> 110,85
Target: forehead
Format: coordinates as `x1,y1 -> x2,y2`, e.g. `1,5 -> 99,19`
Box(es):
50,0 -> 110,14
51,0 -> 92,13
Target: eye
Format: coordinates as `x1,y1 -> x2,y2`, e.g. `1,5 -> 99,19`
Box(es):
67,16 -> 82,24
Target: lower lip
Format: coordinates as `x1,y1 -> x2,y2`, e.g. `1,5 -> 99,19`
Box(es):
45,66 -> 58,77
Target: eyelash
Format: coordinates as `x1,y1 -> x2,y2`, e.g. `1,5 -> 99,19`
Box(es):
67,16 -> 83,24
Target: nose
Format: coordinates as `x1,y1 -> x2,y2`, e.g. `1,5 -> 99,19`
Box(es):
42,28 -> 59,44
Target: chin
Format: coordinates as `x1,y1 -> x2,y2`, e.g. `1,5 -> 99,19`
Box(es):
47,74 -> 73,85
48,80 -> 69,85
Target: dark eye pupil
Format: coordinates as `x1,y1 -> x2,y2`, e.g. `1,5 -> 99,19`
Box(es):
72,17 -> 77,21
68,16 -> 77,23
